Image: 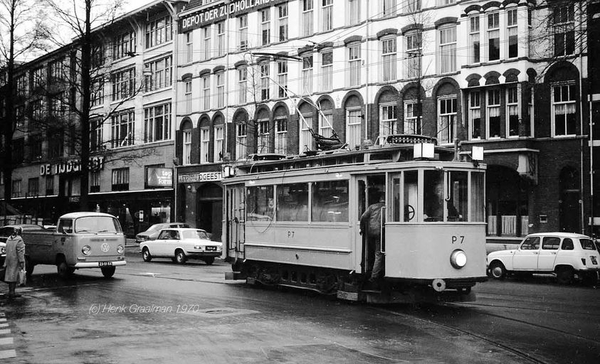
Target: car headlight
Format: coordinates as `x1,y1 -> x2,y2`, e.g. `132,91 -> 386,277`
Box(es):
82,245 -> 91,255
450,249 -> 467,269
117,245 -> 124,254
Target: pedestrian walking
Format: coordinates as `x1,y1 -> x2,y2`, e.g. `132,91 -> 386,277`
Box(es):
360,192 -> 385,285
3,227 -> 26,299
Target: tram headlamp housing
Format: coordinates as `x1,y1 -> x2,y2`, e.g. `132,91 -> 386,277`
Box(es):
450,249 -> 467,269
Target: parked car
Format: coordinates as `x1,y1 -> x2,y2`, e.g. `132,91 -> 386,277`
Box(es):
135,222 -> 190,244
487,232 -> 600,284
0,224 -> 48,265
140,228 -> 222,265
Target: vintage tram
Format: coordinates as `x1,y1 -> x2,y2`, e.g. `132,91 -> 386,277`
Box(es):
222,135 -> 487,303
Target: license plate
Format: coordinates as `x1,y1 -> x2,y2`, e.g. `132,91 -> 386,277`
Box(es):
98,262 -> 113,267
206,246 -> 216,251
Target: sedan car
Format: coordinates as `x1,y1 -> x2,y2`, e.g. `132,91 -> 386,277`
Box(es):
487,232 -> 600,284
140,228 -> 222,265
135,222 -> 190,244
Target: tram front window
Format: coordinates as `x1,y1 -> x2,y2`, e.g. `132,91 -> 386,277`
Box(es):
448,171 -> 467,221
424,170 -> 444,222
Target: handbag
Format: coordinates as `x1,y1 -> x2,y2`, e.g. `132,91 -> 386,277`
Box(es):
18,268 -> 27,286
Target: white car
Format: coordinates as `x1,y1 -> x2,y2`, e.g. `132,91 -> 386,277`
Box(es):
487,232 -> 600,284
140,228 -> 222,265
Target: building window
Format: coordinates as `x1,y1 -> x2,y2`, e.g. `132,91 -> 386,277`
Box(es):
112,30 -> 136,60
299,114 -> 314,152
322,0 -> 333,31
405,30 -> 421,79
30,134 -> 42,160
405,0 -> 421,13
144,103 -> 171,143
12,179 -> 21,198
275,117 -> 288,154
470,15 -> 480,63
380,103 -> 397,138
260,61 -> 270,101
404,101 -> 420,134
238,15 -> 248,51
346,108 -> 362,150
302,0 -> 314,37
185,79 -> 192,114
438,25 -> 456,74
381,0 -> 396,18
32,67 -> 44,88
200,127 -> 210,163
214,124 -> 224,161
111,68 -> 136,101
301,54 -> 313,94
469,91 -> 482,139
91,77 -> 104,107
381,36 -> 397,82
277,4 -> 288,42
46,176 -> 55,195
261,9 -> 271,45
216,71 -> 225,108
487,12 -> 500,61
321,49 -> 333,91
146,15 -> 172,48
202,26 -> 211,60
16,75 -> 27,97
202,74 -> 210,110
438,96 -> 457,144
277,60 -> 288,98
111,168 -> 129,191
111,110 -> 135,148
238,66 -> 247,104
91,118 -> 103,152
144,56 -> 172,92
319,110 -> 333,138
185,32 -> 193,63
47,131 -> 64,159
50,92 -> 68,117
507,8 -> 518,58
236,122 -> 247,160
28,178 -> 39,197
347,0 -> 360,25
258,119 -> 270,153
90,172 -> 100,193
216,21 -> 225,57
183,128 -> 192,165
347,42 -> 361,87
552,83 -> 577,136
49,58 -> 65,81
553,3 -> 575,56
507,86 -> 520,137
487,89 -> 501,138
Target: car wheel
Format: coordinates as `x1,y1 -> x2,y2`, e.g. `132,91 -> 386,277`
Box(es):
101,266 -> 116,279
581,271 -> 598,286
556,266 -> 574,284
57,260 -> 74,279
142,247 -> 152,262
488,261 -> 506,280
203,257 -> 215,265
175,249 -> 187,264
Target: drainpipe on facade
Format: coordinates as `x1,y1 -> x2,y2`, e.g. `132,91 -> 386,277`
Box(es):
165,1 -> 179,223
579,1 -> 586,234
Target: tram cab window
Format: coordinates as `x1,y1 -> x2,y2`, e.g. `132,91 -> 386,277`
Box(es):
277,183 -> 309,222
403,171 -> 418,222
424,170 -> 444,222
247,186 -> 274,221
311,180 -> 349,222
448,171 -> 467,221
471,172 -> 485,222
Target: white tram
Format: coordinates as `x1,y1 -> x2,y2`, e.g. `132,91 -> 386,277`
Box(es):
222,136 -> 487,303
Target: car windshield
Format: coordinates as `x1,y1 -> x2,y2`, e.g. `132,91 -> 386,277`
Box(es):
148,224 -> 167,232
75,217 -> 122,234
181,230 -> 209,240
580,239 -> 596,250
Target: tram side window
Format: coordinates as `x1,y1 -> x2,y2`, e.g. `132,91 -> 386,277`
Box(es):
424,170 -> 444,222
277,183 -> 309,222
311,180 -> 349,222
471,172 -> 485,222
247,186 -> 274,221
448,171 -> 467,221
404,171 -> 418,222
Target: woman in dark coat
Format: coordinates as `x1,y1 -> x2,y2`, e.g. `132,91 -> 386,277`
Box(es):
4,227 -> 26,299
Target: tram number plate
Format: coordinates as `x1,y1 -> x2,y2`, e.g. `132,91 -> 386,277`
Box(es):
98,262 -> 113,267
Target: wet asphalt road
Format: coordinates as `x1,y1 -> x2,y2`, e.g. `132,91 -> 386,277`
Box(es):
0,246 -> 599,364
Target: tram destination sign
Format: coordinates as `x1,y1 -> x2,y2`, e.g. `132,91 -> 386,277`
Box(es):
178,171 -> 222,183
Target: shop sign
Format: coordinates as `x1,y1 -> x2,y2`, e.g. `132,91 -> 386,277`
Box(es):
40,156 -> 105,176
148,167 -> 173,187
178,171 -> 222,183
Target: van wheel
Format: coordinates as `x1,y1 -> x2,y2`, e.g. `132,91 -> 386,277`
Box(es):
142,248 -> 152,262
203,257 -> 215,265
57,261 -> 74,279
175,250 -> 187,264
556,266 -> 574,284
101,266 -> 116,279
488,261 -> 506,280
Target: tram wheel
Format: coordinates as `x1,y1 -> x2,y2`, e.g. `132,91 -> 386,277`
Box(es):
488,261 -> 506,280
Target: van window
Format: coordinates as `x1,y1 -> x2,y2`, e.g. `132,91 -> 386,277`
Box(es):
542,237 -> 560,250
58,219 -> 73,233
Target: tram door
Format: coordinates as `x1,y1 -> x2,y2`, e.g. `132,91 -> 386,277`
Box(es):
225,184 -> 245,260
356,175 -> 386,275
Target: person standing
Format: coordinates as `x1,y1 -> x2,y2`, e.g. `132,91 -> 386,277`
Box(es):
360,192 -> 385,284
3,227 -> 26,299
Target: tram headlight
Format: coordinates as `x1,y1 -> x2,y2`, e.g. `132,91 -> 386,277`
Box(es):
450,249 -> 467,269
